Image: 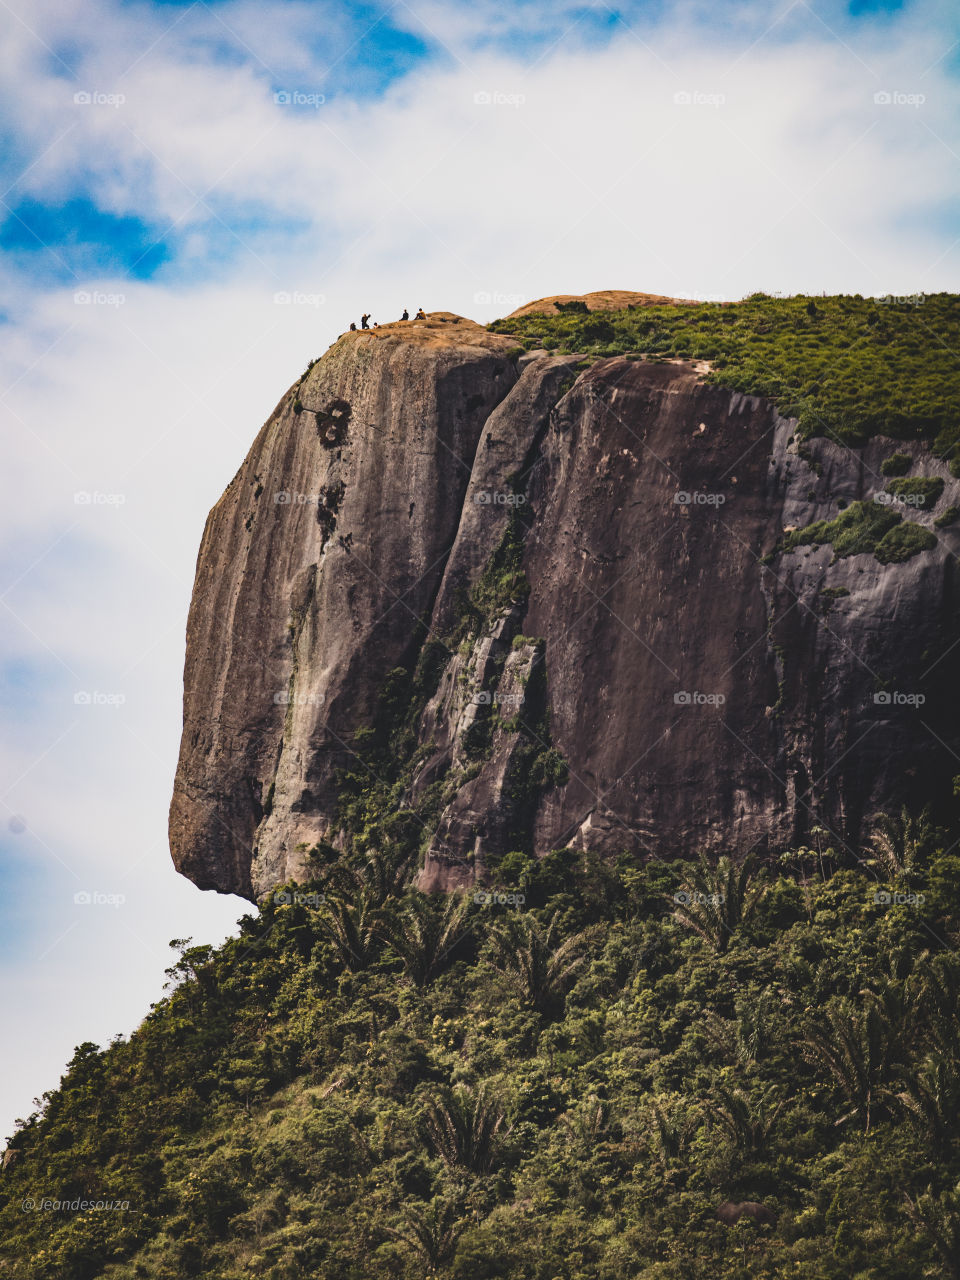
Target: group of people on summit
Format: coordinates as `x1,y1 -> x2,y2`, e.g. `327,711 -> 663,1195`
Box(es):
348,307 -> 426,332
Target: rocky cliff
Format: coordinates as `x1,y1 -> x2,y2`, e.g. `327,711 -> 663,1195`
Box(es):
169,308 -> 960,900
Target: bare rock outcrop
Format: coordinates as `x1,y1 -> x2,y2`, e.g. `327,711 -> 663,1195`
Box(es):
170,310 -> 960,900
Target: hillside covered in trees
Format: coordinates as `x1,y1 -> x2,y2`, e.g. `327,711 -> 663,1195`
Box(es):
3,801 -> 960,1279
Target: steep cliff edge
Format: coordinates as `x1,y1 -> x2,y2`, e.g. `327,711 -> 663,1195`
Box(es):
170,306 -> 960,900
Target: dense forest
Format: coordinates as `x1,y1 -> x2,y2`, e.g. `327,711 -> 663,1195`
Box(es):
3,800 -> 960,1278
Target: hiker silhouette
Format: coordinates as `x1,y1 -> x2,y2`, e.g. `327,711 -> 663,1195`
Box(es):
415,307 -> 426,319
361,313 -> 371,329
400,309 -> 409,321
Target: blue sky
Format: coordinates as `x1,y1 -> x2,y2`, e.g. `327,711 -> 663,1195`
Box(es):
2,0 -> 959,1141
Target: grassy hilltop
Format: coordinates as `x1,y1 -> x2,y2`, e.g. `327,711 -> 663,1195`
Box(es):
489,292 -> 960,452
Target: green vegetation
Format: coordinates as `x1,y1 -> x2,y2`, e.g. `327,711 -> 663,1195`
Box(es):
874,522 -> 938,564
818,586 -> 850,615
781,500 -> 897,558
884,477 -> 945,511
935,506 -> 959,529
780,500 -> 938,565
488,293 -> 960,444
881,453 -> 913,477
4,806 -> 960,1278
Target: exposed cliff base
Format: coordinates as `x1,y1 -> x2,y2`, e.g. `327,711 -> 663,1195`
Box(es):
169,302 -> 960,900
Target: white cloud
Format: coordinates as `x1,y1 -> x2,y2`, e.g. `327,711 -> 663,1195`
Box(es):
2,0 -> 959,1141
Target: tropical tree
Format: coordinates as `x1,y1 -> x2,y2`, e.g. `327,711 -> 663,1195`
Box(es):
485,911 -> 592,1018
422,1082 -> 506,1174
668,854 -> 767,954
904,1181 -> 960,1280
326,845 -> 413,906
387,1196 -> 466,1273
915,953 -> 960,1056
802,995 -> 900,1134
702,989 -> 777,1065
897,1053 -> 960,1153
376,892 -> 472,985
316,892 -> 378,972
704,1082 -> 786,1154
869,804 -> 938,878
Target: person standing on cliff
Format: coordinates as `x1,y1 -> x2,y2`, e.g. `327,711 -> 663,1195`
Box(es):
361,313 -> 371,329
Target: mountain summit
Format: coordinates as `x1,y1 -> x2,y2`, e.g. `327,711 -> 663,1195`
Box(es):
169,296 -> 960,901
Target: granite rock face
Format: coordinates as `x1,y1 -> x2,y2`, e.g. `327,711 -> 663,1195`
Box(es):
170,314 -> 960,900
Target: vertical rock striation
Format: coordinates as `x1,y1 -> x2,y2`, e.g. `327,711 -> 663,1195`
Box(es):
170,313 -> 960,900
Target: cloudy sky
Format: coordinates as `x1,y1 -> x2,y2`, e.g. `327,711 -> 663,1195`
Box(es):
1,0 -> 958,1141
